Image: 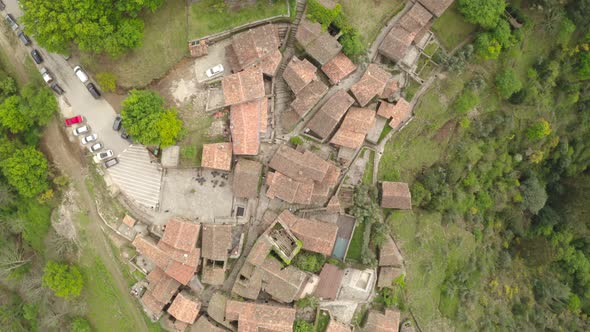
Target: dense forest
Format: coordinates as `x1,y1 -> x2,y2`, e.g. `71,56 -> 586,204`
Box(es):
394,0 -> 590,330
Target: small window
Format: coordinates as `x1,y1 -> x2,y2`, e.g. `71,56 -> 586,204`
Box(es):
236,206 -> 245,217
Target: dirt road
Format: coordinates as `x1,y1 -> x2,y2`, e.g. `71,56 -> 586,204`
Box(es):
41,119 -> 149,332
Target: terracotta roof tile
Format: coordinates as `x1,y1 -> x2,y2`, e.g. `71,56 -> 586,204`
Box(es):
192,316 -> 227,332
269,145 -> 330,182
350,64 -> 392,107
147,267 -> 166,284
307,89 -> 355,139
418,0 -> 454,17
364,310 -> 401,332
290,79 -> 328,118
378,266 -> 403,288
266,171 -> 314,205
230,99 -> 268,155
141,291 -> 166,317
122,214 -> 136,227
161,218 -> 200,253
326,320 -> 352,332
388,98 -> 412,129
233,158 -> 262,198
165,259 -> 198,285
277,211 -> 338,256
225,301 -> 296,332
381,79 -> 400,99
379,236 -> 403,267
246,237 -> 273,267
296,19 -> 342,65
201,143 -> 233,171
207,292 -> 231,328
259,256 -> 308,303
250,49 -> 283,77
202,264 -> 226,286
330,107 -> 376,149
150,274 -> 180,304
378,26 -> 413,62
283,57 -> 318,94
202,224 -> 232,261
321,52 -> 357,84
311,164 -> 340,203
230,24 -> 280,71
315,264 -> 344,300
167,292 -> 201,324
381,182 -> 412,209
222,68 -> 265,106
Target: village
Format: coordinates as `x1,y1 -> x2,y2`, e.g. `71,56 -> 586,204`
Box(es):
99,0 -> 455,331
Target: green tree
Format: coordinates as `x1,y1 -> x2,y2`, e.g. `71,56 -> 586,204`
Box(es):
526,119 -> 551,140
121,90 -> 184,146
520,177 -> 547,214
0,73 -> 17,100
96,72 -> 117,93
453,89 -> 480,113
495,69 -> 522,99
474,33 -> 502,60
293,320 -> 314,332
21,0 -> 162,56
294,252 -> 326,273
70,317 -> 92,332
42,261 -> 83,299
576,51 -> 590,80
20,85 -> 57,126
1,147 -> 48,198
0,96 -> 30,134
493,20 -> 515,48
458,0 -> 506,29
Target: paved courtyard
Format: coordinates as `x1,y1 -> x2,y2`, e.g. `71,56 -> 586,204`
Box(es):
158,168 -> 234,223
108,145 -> 163,210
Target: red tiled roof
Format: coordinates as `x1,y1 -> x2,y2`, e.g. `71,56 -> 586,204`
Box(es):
296,19 -> 342,65
381,182 -> 412,209
247,237 -> 273,267
233,158 -> 262,198
141,291 -> 166,317
311,164 -> 341,203
364,310 -> 401,332
277,211 -> 338,255
378,266 -> 403,288
225,300 -> 296,332
315,264 -> 344,300
330,107 -> 376,149
202,224 -> 232,261
122,214 -> 136,227
269,145 -> 331,182
326,320 -> 352,332
418,0 -> 454,17
251,49 -> 283,77
231,99 -> 268,155
350,64 -> 392,107
290,79 -> 329,118
307,89 -> 355,139
230,24 -> 280,71
222,68 -> 265,106
150,273 -> 180,304
266,172 -> 314,205
283,57 -> 318,94
167,292 -> 201,324
378,99 -> 412,130
201,143 -> 233,171
379,236 -> 403,267
321,52 -> 357,84
161,218 -> 200,252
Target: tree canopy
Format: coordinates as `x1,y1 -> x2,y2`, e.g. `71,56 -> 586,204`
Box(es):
1,146 -> 49,198
42,261 -> 84,299
459,0 -> 506,29
20,0 -> 163,56
120,90 -> 184,147
495,69 -> 522,99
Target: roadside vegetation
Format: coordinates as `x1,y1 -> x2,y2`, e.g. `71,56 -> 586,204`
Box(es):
376,0 -> 590,330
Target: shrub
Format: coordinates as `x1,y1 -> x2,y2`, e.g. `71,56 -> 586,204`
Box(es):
294,251 -> 326,273
474,33 -> 502,60
495,69 -> 522,99
70,317 -> 92,332
96,72 -> 117,93
453,89 -> 480,113
293,320 -> 314,332
289,136 -> 303,146
306,0 -> 341,29
526,118 -> 551,140
42,261 -> 84,299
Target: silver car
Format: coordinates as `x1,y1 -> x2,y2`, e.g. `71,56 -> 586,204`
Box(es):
81,133 -> 98,144
73,125 -> 90,136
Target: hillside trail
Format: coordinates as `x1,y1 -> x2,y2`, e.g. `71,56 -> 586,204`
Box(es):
41,119 -> 149,332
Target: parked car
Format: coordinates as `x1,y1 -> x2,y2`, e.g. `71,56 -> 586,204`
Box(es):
73,66 -> 89,83
40,67 -> 53,84
120,130 -> 131,141
86,83 -> 101,99
88,142 -> 103,152
65,115 -> 83,126
81,133 -> 98,144
104,158 -> 119,168
0,2 -> 6,11
30,49 -> 43,64
17,31 -> 31,46
50,83 -> 65,95
73,125 -> 89,136
5,14 -> 17,30
205,64 -> 224,78
93,150 -> 113,163
112,116 -> 122,131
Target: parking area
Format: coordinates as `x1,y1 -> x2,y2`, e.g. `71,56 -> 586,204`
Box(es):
107,145 -> 163,210
193,39 -> 231,83
158,168 -> 234,224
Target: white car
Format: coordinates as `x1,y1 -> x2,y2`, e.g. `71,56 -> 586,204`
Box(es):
93,150 -> 113,163
40,67 -> 53,84
73,125 -> 90,136
88,142 -> 103,152
73,65 -> 89,83
81,133 -> 98,144
205,64 -> 224,78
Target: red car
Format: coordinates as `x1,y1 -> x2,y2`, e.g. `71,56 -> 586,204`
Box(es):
65,115 -> 83,126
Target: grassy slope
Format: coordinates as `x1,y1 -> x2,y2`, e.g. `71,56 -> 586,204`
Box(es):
432,2 -> 477,51
188,0 -> 289,39
86,0 -> 187,88
338,0 -> 405,46
378,10 -> 555,331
